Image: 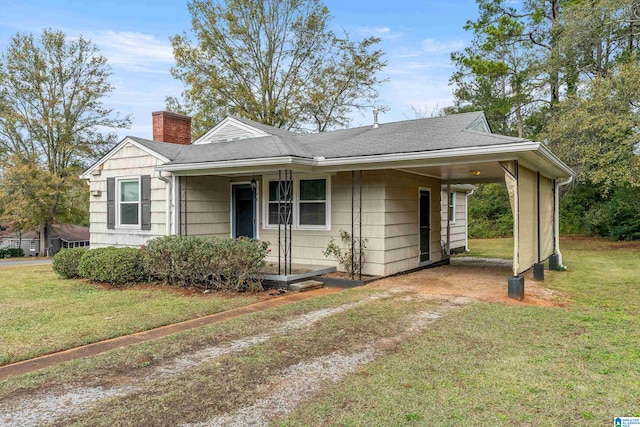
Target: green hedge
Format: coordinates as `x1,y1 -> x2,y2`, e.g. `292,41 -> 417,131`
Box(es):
142,235 -> 269,292
560,183 -> 640,240
78,247 -> 146,286
52,248 -> 88,278
0,247 -> 25,258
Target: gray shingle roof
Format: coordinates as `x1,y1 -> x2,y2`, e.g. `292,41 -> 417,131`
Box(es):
300,112 -> 526,158
131,111 -> 527,165
169,134 -> 313,164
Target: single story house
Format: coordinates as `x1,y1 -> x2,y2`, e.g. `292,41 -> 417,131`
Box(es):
81,110 -> 574,291
0,224 -> 90,256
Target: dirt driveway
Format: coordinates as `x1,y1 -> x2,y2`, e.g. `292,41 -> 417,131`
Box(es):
0,257 -> 566,427
369,257 -> 567,308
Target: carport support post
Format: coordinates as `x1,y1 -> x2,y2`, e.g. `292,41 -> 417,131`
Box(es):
508,276 -> 525,301
533,263 -> 545,281
534,172 -> 544,281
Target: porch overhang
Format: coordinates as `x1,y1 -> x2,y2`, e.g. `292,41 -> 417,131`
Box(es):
155,141 -> 573,182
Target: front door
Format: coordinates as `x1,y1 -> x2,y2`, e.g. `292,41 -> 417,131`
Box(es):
232,184 -> 256,238
419,189 -> 431,262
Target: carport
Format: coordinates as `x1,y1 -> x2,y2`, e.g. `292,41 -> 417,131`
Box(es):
395,143 -> 574,299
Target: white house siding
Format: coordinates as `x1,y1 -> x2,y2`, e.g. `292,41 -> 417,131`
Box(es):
383,170 -> 442,276
440,190 -> 468,252
259,171 -> 387,277
181,175 -> 231,237
88,143 -> 169,248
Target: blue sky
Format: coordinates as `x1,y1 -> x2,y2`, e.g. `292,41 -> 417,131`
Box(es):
0,0 -> 479,139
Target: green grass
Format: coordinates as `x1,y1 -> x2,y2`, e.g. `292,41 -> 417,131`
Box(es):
61,295 -> 433,426
0,286 -> 378,397
464,237 -> 514,259
279,237 -> 640,426
3,237 -> 640,426
0,264 -> 258,365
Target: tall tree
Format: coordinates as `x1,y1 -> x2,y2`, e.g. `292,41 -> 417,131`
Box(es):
0,29 -> 130,254
0,154 -> 62,241
542,60 -> 640,192
170,0 -> 386,135
451,9 -> 538,137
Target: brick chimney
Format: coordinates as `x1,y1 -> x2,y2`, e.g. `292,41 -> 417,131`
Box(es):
152,111 -> 192,144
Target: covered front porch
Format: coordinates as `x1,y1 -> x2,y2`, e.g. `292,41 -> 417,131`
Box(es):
167,166 -> 448,280
165,147 -> 572,297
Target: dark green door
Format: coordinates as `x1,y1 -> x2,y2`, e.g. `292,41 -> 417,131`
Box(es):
419,189 -> 430,262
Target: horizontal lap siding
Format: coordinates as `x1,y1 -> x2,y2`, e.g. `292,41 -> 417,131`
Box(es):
183,176 -> 231,236
384,170 -> 442,276
440,190 -> 468,251
261,171 -> 386,276
89,143 -> 168,248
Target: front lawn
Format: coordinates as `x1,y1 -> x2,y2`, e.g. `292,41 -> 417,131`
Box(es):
279,237 -> 640,426
1,237 -> 639,426
0,264 -> 259,365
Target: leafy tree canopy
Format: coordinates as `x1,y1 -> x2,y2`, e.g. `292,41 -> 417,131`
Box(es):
170,0 -> 387,135
0,29 -> 130,252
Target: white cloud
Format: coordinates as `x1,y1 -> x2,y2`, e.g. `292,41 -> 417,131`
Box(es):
420,38 -> 466,54
358,26 -> 402,40
89,31 -> 174,73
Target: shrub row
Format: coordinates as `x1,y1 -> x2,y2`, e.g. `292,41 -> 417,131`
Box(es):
0,247 -> 25,258
51,247 -> 87,278
52,246 -> 144,285
78,247 -> 146,285
142,235 -> 269,292
52,236 -> 269,291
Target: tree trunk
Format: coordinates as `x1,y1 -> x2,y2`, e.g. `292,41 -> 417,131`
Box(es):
39,222 -> 51,257
512,78 -> 525,138
549,0 -> 561,105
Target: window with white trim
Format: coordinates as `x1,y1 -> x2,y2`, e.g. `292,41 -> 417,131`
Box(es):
118,178 -> 140,226
264,176 -> 329,229
299,179 -> 326,226
29,241 -> 36,251
267,181 -> 292,226
448,192 -> 456,223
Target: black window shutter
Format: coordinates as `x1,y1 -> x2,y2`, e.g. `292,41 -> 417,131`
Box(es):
141,175 -> 152,230
107,177 -> 115,229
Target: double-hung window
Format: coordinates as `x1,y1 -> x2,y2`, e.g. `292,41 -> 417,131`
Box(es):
118,178 -> 140,226
107,175 -> 151,230
299,179 -> 326,226
264,176 -> 329,229
267,181 -> 292,226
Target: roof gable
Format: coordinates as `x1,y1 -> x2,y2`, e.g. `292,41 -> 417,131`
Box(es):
81,137 -> 172,179
193,117 -> 270,144
467,114 -> 492,133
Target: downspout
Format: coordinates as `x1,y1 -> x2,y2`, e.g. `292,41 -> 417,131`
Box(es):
554,175 -> 573,267
157,171 -> 172,236
446,184 -> 451,258
465,188 -> 475,252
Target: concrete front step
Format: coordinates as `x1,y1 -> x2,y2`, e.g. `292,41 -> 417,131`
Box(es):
289,280 -> 324,292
